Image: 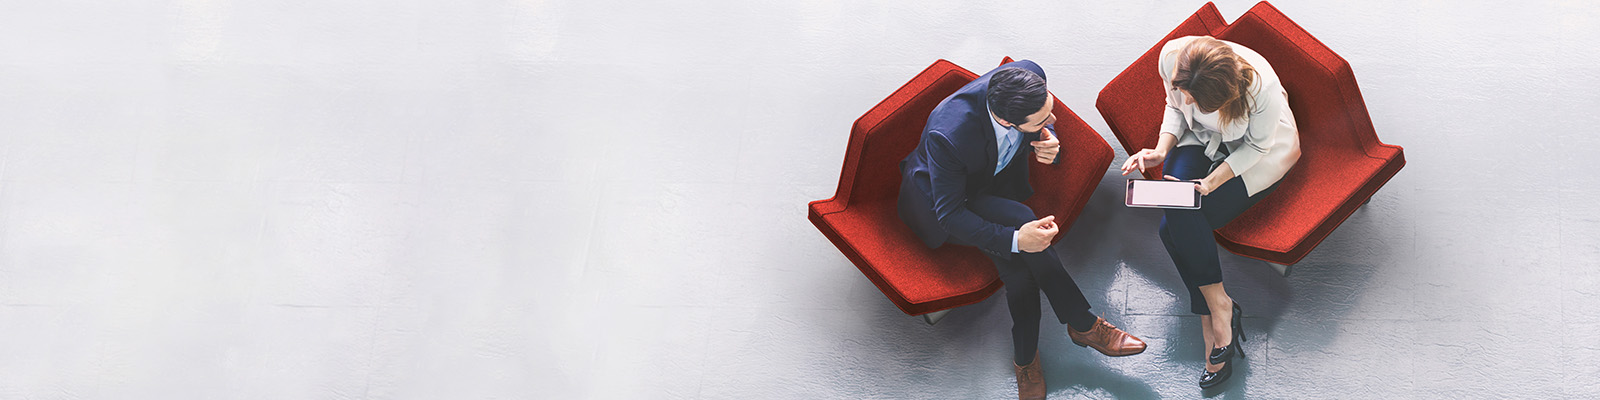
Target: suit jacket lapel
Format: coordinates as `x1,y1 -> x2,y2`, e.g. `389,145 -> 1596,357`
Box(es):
983,116 -> 1000,177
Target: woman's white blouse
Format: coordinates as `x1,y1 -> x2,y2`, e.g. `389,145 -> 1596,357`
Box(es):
1158,36 -> 1301,196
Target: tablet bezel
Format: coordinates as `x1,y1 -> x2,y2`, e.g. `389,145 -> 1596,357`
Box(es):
1125,179 -> 1203,209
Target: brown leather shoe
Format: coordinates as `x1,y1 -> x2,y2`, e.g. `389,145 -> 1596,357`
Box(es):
1014,351 -> 1045,400
1067,317 -> 1147,357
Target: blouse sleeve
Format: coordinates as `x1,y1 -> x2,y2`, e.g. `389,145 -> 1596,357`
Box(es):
1223,84 -> 1287,175
1157,42 -> 1187,139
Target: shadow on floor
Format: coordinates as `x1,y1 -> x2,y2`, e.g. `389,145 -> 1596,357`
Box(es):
817,167 -> 1399,397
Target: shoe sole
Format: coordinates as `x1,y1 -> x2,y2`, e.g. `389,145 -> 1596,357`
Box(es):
1071,339 -> 1146,357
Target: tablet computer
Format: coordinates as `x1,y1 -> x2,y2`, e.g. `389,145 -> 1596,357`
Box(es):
1125,179 -> 1201,209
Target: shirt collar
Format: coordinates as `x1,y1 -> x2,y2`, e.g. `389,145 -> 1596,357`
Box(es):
987,106 -> 1016,148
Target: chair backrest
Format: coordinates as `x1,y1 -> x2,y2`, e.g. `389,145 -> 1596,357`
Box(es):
1096,2 -> 1228,180
1219,2 -> 1379,154
836,60 -> 978,205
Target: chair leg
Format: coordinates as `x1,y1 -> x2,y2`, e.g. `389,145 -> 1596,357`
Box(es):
922,309 -> 952,325
1270,263 -> 1291,277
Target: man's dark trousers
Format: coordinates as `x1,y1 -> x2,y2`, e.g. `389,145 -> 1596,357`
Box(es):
912,163 -> 1092,363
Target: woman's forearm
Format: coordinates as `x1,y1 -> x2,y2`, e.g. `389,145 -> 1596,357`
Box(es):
1205,161 -> 1235,188
1156,132 -> 1178,156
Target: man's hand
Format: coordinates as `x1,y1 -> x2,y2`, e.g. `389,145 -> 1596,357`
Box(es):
1031,129 -> 1060,164
1018,215 -> 1059,253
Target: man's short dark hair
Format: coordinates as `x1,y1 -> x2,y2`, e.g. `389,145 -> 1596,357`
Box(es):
986,68 -> 1048,126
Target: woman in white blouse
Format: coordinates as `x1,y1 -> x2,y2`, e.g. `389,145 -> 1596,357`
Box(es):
1119,35 -> 1301,388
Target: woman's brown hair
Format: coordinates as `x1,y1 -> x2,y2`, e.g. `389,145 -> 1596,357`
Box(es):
1172,36 -> 1256,127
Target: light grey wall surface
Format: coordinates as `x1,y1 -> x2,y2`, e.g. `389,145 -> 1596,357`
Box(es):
1,0 -> 1597,398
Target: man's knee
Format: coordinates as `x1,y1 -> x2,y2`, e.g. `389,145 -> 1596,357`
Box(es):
997,202 -> 1037,226
1003,283 -> 1042,319
1000,270 -> 1039,298
970,196 -> 1037,227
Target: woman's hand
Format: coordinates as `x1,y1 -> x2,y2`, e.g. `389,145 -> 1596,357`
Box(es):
1162,174 -> 1218,196
1164,162 -> 1233,196
1120,148 -> 1167,176
1196,175 -> 1220,196
1198,162 -> 1233,196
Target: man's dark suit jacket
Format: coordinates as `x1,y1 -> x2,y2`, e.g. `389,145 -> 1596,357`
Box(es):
898,60 -> 1055,255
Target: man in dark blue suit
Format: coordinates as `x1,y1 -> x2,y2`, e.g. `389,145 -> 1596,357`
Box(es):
898,60 -> 1146,399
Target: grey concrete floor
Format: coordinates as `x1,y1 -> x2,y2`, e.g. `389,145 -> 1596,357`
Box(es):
1,0 -> 1598,399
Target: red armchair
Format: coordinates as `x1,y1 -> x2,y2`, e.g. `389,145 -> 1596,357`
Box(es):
1095,2 -> 1406,270
809,58 -> 1114,321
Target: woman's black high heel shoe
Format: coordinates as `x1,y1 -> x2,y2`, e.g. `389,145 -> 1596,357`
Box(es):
1200,303 -> 1245,388
1207,303 -> 1246,365
1198,360 -> 1233,388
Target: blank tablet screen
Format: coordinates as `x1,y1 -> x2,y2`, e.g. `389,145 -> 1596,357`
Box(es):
1128,179 -> 1198,208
